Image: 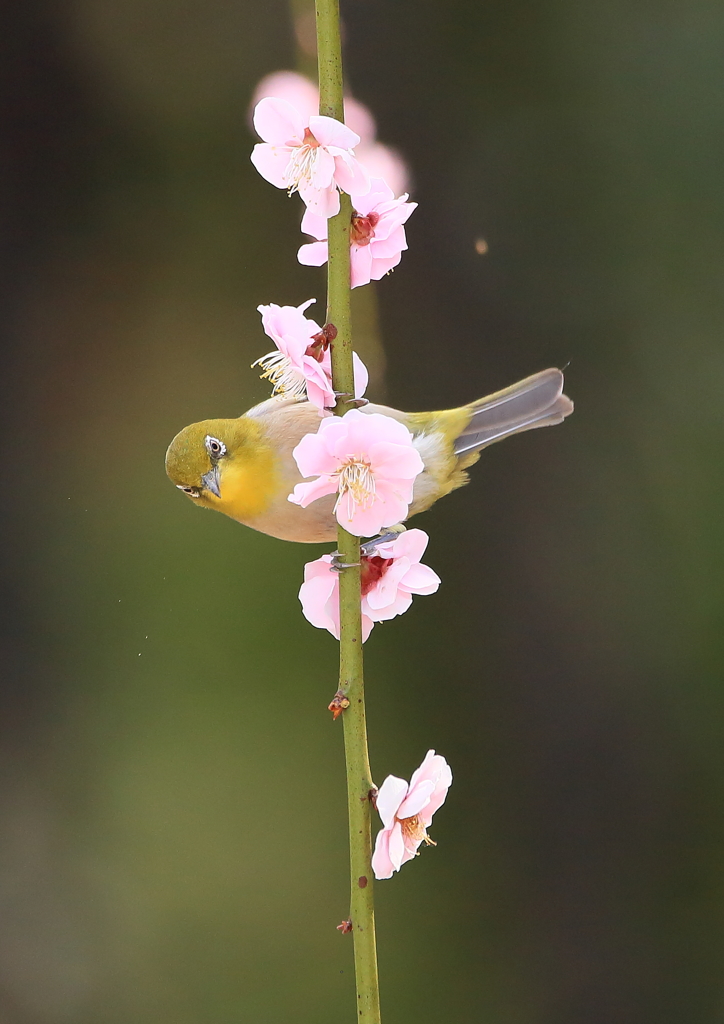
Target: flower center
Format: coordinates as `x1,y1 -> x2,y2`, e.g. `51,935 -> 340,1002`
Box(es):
335,457 -> 376,520
360,555 -> 394,596
399,813 -> 436,847
350,211 -> 380,247
252,351 -> 307,399
285,128 -> 322,195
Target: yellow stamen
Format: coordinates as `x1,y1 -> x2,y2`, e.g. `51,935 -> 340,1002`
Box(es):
335,457 -> 376,520
252,351 -> 307,399
399,813 -> 436,848
285,129 -> 322,196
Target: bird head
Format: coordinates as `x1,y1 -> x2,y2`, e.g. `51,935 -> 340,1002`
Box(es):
165,417 -> 278,521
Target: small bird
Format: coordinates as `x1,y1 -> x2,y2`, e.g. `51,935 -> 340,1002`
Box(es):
165,368 -> 573,543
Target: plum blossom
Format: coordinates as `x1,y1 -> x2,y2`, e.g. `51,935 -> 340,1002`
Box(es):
299,529 -> 440,641
288,410 -> 424,536
251,71 -> 410,194
254,300 -> 368,412
298,178 -> 416,288
371,751 -> 452,879
250,97 -> 370,218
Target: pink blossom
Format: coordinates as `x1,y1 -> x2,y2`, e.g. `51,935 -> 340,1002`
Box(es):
298,529 -> 440,641
298,179 -> 416,288
250,97 -> 370,218
251,72 -> 410,194
371,751 -> 452,879
251,71 -> 376,143
254,300 -> 367,412
288,410 -> 424,537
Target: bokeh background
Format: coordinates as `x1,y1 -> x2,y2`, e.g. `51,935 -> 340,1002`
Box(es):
2,0 -> 724,1021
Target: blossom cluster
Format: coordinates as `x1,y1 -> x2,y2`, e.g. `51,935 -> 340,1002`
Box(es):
248,71 -> 450,877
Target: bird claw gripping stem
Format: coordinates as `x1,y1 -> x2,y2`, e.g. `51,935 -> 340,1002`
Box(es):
360,525 -> 407,557
329,525 -> 407,571
332,392 -> 369,408
329,550 -> 361,572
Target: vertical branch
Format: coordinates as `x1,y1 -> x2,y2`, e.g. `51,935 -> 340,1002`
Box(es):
315,0 -> 381,1020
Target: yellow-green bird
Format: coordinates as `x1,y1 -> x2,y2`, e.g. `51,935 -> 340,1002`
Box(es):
165,368 -> 573,543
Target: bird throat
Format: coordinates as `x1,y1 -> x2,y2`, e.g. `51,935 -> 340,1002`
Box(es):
209,451 -> 279,522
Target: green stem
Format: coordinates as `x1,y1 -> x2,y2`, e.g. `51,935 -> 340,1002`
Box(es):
315,0 -> 381,1021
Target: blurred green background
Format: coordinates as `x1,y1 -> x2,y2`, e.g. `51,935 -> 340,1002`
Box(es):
2,0 -> 724,1021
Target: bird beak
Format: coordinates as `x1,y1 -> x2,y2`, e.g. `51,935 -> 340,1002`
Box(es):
201,465 -> 221,498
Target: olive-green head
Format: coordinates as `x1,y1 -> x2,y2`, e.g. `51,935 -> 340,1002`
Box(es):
165,416 -> 277,520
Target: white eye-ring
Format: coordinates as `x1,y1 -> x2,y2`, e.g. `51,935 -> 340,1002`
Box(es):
177,484 -> 201,498
204,435 -> 227,459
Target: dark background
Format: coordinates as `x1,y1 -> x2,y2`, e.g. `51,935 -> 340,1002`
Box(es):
2,1 -> 723,1021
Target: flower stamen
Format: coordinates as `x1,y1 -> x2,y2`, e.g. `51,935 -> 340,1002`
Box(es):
285,128 -> 322,196
252,351 -> 308,398
335,457 -> 376,520
399,813 -> 436,848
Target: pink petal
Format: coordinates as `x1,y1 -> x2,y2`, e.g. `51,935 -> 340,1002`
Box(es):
252,72 -> 319,124
399,837 -> 421,865
352,352 -> 369,399
363,558 -> 410,611
309,115 -> 360,150
352,178 -> 394,217
298,241 -> 329,267
306,145 -> 336,191
408,751 -> 452,825
253,97 -> 305,145
398,779 -> 435,820
350,245 -> 374,289
299,569 -> 340,638
291,430 -> 338,477
408,750 -> 439,791
371,828 -> 395,880
387,821 -> 406,871
250,143 -> 292,189
289,475 -> 338,508
300,207 -> 328,241
399,563 -> 441,595
299,182 -> 340,219
337,498 -> 392,538
368,479 -> 413,526
370,252 -> 404,280
364,589 -> 413,623
369,441 -> 424,481
343,409 -> 412,451
375,775 -> 409,828
369,225 -> 408,259
361,614 -> 375,643
378,528 -> 428,563
399,561 -> 440,594
333,151 -> 370,197
305,372 -> 336,412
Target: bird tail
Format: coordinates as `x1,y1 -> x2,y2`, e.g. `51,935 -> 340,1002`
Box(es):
453,368 -> 573,458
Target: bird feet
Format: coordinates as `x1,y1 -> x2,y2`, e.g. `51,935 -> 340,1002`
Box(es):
331,392 -> 369,409
329,525 -> 406,571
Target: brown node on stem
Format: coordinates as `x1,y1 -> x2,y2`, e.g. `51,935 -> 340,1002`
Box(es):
328,690 -> 350,720
336,918 -> 353,934
368,786 -> 379,809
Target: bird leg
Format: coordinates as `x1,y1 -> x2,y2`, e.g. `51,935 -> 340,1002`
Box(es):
359,524 -> 406,557
331,392 -> 369,409
329,524 -> 406,571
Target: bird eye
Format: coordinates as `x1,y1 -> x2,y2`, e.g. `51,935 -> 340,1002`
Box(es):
177,484 -> 201,498
204,435 -> 227,459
